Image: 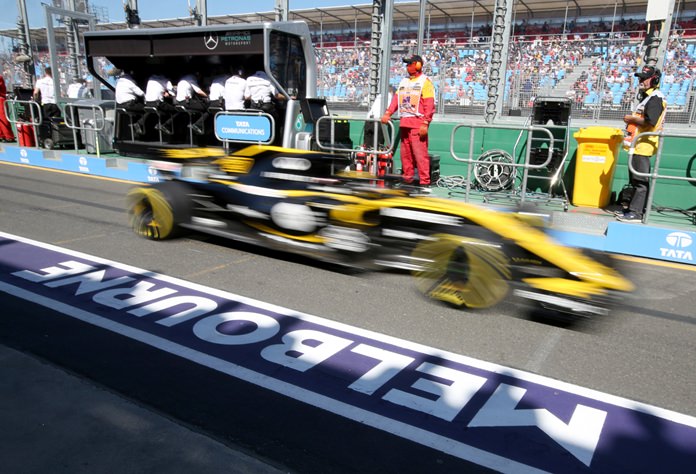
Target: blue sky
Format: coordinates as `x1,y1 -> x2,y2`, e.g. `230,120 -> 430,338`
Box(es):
0,1 -> 367,29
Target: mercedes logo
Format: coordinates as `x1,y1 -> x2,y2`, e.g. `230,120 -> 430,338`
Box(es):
204,34 -> 219,51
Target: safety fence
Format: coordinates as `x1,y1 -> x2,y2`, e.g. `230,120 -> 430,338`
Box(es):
627,130 -> 696,224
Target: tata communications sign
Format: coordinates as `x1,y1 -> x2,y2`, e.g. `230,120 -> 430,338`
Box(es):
215,114 -> 273,144
607,223 -> 696,264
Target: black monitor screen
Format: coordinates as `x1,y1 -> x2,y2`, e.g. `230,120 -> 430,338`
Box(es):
300,98 -> 328,124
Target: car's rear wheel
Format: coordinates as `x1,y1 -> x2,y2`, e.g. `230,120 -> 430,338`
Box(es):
127,181 -> 191,240
411,234 -> 511,308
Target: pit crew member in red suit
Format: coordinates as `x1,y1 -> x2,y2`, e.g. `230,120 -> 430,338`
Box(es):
381,54 -> 436,187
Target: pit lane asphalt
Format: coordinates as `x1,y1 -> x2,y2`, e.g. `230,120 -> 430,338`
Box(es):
1,162 -> 695,473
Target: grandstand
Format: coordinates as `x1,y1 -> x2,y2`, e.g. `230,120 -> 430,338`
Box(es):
1,0 -> 695,124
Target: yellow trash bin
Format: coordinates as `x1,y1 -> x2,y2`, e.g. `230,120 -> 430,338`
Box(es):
572,126 -> 624,208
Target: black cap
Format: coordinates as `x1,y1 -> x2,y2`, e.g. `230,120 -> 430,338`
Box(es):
403,54 -> 424,65
635,65 -> 660,80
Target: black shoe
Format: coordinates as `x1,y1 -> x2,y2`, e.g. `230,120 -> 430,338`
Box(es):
189,123 -> 204,135
155,123 -> 173,135
617,211 -> 642,223
613,209 -> 627,217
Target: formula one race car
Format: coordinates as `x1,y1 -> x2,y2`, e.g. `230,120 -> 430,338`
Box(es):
126,145 -> 633,317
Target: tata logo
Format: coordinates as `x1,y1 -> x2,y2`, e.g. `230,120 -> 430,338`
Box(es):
78,156 -> 89,173
660,231 -> 693,261
147,166 -> 160,182
204,34 -> 219,51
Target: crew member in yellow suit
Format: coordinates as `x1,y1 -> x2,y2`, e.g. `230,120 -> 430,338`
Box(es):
618,65 -> 666,223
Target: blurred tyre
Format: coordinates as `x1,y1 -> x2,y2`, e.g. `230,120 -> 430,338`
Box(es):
412,234 -> 511,308
127,181 -> 192,240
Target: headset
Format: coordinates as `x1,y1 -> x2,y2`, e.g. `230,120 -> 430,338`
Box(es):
649,69 -> 661,88
405,57 -> 423,72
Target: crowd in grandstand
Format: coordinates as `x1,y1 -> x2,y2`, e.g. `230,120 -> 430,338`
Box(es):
313,16 -> 696,115
2,15 -> 696,117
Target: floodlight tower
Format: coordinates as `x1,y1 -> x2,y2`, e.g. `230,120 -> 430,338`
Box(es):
485,0 -> 513,124
367,0 -> 394,120
643,0 -> 677,70
124,0 -> 140,28
15,0 -> 34,87
189,0 -> 208,26
275,0 -> 288,21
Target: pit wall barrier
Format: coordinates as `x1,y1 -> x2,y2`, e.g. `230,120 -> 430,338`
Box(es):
549,224 -> 696,266
0,144 -> 168,183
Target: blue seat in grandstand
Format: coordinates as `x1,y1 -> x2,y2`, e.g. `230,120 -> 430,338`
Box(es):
662,83 -> 672,93
676,95 -> 687,107
688,43 -> 695,56
612,95 -> 623,106
584,93 -> 598,105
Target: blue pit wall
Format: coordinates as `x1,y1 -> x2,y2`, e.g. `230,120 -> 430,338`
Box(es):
1,118 -> 695,267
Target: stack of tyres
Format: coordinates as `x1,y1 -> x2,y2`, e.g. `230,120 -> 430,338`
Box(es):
17,123 -> 35,147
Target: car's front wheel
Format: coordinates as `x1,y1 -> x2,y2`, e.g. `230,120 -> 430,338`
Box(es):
126,181 -> 192,240
411,234 -> 511,308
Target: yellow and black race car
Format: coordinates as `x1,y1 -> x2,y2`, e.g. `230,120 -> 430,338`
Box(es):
127,145 -> 633,317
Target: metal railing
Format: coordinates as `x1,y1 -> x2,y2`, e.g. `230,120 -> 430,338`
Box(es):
63,101 -> 114,157
448,122 -> 559,206
4,99 -> 42,147
626,130 -> 696,224
315,117 -> 396,176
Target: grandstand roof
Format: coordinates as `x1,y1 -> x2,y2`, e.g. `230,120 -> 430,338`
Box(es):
0,1 -> 662,44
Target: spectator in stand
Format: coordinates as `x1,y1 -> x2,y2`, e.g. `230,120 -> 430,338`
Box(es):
381,55 -> 436,191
